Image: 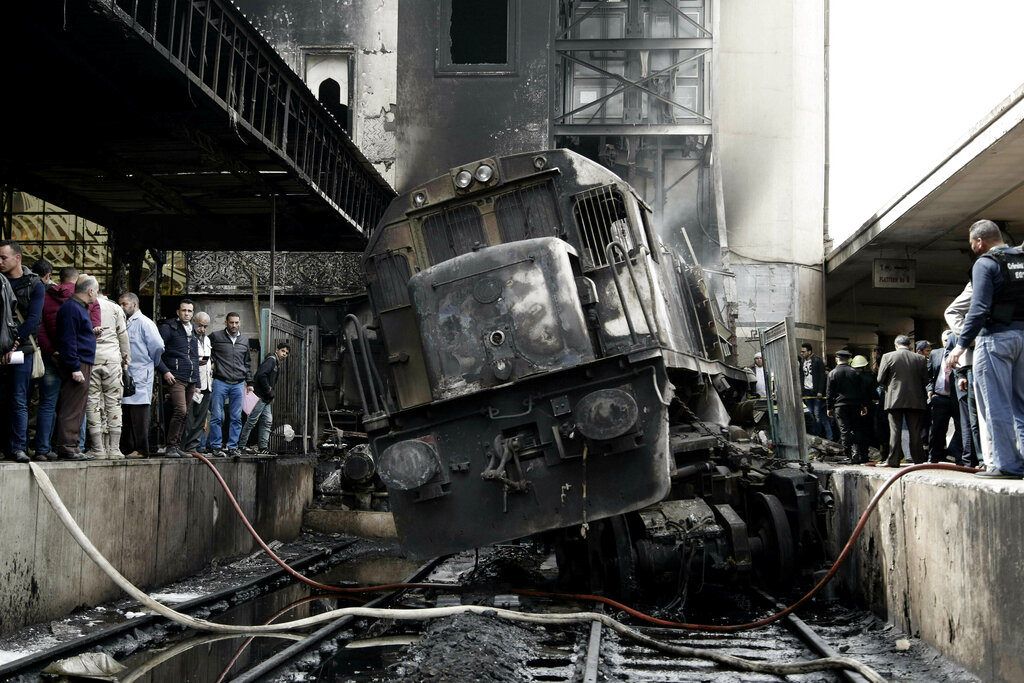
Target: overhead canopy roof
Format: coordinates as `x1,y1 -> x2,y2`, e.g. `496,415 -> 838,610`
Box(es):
0,0 -> 395,251
827,84 -> 1024,333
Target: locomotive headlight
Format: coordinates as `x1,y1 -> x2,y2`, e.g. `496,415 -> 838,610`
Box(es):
379,439 -> 439,491
474,164 -> 494,183
412,191 -> 427,207
454,169 -> 473,188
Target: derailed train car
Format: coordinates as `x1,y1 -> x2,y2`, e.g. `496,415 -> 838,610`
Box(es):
354,150 -> 825,594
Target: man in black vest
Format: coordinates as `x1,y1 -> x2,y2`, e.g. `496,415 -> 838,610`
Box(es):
949,219 -> 1024,479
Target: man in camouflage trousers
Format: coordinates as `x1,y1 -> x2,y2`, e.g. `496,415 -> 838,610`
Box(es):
86,292 -> 130,458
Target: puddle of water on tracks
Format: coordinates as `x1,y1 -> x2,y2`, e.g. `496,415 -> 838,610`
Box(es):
114,554 -> 421,682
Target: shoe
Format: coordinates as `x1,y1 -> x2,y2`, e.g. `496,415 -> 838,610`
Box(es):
164,446 -> 186,459
241,446 -> 257,455
32,451 -> 49,462
12,451 -> 30,464
57,449 -> 90,461
210,449 -> 227,458
125,451 -> 146,459
973,468 -> 1023,480
226,448 -> 241,458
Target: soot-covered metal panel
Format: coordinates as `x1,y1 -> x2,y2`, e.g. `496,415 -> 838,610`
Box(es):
396,0 -> 553,191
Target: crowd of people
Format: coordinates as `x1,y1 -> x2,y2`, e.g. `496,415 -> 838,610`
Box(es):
792,219 -> 1023,479
0,239 -> 290,463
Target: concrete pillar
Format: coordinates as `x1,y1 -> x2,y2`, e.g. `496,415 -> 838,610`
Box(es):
714,0 -> 826,363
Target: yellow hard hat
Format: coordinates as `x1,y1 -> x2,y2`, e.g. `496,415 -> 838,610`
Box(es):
850,355 -> 869,369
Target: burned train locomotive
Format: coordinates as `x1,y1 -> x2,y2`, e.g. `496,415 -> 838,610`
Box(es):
355,150 -> 824,591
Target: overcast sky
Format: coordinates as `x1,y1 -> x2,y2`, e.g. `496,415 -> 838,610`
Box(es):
828,1 -> 1024,245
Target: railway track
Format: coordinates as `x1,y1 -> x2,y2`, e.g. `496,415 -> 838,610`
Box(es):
3,544 -> 900,681
221,548 -> 874,683
0,538 -> 361,682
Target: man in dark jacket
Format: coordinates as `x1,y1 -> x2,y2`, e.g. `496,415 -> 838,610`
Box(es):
54,275 -> 99,460
798,342 -> 832,440
207,312 -> 253,456
826,349 -> 871,464
877,335 -> 929,467
927,330 -> 963,465
33,266 -> 79,460
0,240 -> 45,463
239,342 -> 290,454
156,299 -> 200,458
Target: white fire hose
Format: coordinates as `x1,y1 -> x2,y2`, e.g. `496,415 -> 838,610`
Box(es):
28,463 -> 885,682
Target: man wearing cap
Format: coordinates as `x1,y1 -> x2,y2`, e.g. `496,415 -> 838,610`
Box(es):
827,349 -> 871,464
750,352 -> 767,398
877,335 -> 929,466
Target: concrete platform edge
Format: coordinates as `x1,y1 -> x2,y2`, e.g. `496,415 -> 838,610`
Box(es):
821,463 -> 1024,682
0,456 -> 314,636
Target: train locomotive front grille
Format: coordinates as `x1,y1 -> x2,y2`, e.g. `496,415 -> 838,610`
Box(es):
421,204 -> 486,263
571,185 -> 635,269
494,180 -> 561,242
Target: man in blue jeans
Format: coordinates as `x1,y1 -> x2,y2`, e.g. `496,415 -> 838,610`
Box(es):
240,341 -> 290,454
798,341 -> 833,440
207,312 -> 252,456
0,240 -> 45,464
948,219 -> 1024,479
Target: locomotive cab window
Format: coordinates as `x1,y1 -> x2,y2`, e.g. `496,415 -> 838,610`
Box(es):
572,185 -> 636,269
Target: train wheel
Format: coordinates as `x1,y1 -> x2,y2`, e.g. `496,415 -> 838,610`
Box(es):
748,492 -> 796,586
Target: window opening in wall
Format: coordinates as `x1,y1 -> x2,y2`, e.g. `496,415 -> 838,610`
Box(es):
317,77 -> 349,130
438,0 -> 516,75
304,51 -> 352,133
449,0 -> 509,64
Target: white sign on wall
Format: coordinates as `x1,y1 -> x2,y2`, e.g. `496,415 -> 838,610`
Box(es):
872,258 -> 916,289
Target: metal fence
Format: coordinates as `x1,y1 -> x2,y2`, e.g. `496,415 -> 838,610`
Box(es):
259,309 -> 319,454
759,317 -> 807,460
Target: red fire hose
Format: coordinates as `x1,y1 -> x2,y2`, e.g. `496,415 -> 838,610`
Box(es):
191,452 -> 976,632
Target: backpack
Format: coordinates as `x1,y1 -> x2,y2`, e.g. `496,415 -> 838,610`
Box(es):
0,276 -> 18,355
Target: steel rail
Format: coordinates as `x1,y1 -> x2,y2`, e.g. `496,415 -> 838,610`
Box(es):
0,539 -> 359,679
228,555 -> 450,683
755,588 -> 868,683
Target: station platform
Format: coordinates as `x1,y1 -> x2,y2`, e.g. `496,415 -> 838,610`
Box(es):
820,463 -> 1023,682
0,455 -> 314,636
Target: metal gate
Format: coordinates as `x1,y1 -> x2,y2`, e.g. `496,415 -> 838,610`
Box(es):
759,317 -> 807,460
259,309 -> 319,454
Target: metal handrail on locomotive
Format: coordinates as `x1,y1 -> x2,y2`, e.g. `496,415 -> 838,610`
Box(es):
355,149 -> 827,595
